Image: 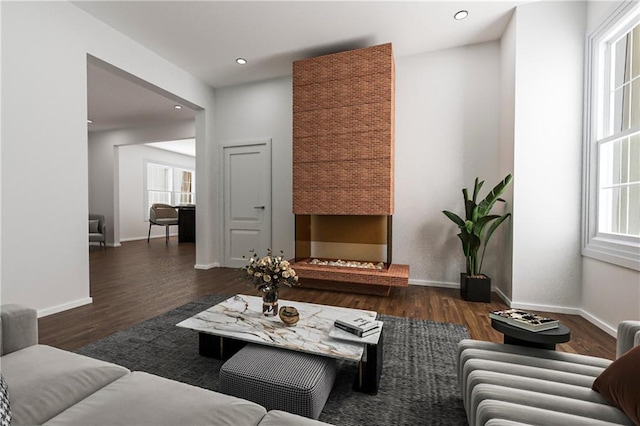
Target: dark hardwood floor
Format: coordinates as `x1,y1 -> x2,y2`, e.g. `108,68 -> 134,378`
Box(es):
39,239 -> 616,360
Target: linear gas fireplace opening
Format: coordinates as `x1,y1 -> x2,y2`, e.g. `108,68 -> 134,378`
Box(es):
293,214 -> 407,296
295,214 -> 392,269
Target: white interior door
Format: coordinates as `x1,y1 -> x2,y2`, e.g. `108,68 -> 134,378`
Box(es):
223,142 -> 271,267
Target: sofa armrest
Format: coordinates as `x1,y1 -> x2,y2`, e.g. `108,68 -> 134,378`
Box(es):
616,320 -> 640,359
1,304 -> 38,355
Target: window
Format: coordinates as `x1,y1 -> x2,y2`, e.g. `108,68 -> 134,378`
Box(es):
584,2 -> 640,271
144,161 -> 195,220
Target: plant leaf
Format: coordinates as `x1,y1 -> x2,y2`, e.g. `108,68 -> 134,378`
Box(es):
477,174 -> 512,217
478,213 -> 511,274
443,210 -> 465,227
465,199 -> 476,221
472,215 -> 500,236
482,213 -> 511,249
472,177 -> 484,203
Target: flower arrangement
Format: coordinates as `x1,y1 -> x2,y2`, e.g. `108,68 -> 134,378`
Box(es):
242,250 -> 300,292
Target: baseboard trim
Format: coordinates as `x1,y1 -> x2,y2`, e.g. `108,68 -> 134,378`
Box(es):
509,300 -> 582,316
493,287 -> 512,306
409,278 -> 458,288
89,242 -> 121,248
120,234 -> 178,243
578,309 -> 617,337
38,297 -> 93,318
194,263 -> 220,270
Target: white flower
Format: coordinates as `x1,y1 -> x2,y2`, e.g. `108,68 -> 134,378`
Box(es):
263,274 -> 271,282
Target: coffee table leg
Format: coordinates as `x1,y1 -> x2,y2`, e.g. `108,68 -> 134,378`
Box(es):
354,328 -> 383,394
199,333 -> 246,360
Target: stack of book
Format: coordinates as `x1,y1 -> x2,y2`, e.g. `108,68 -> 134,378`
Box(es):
334,314 -> 381,338
490,309 -> 559,332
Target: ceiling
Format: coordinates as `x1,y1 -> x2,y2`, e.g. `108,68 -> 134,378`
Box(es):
146,139 -> 196,157
87,61 -> 196,132
79,1 -> 527,133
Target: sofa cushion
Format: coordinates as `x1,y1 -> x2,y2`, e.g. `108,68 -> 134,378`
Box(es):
44,371 -> 267,426
593,345 -> 640,425
89,233 -> 105,242
88,219 -> 99,233
0,304 -> 38,356
1,375 -> 11,426
154,218 -> 179,225
475,399 -> 631,426
470,383 -> 632,425
0,345 -> 129,425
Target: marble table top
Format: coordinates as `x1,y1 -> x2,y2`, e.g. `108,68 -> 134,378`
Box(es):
176,294 -> 380,361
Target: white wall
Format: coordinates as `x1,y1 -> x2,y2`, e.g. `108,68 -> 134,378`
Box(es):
510,1 -> 587,312
1,2 -> 216,315
214,78 -> 295,260
580,0 -> 640,334
497,11 -> 517,301
395,42 -> 503,286
118,145 -> 195,241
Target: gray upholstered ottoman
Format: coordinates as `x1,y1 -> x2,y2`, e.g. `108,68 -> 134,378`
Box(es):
219,344 -> 337,419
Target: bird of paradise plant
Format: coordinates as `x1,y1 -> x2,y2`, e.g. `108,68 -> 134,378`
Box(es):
443,174 -> 513,277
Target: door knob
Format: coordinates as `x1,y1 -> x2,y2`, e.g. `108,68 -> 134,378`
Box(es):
254,206 -> 265,209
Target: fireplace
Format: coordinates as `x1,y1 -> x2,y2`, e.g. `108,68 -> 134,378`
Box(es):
291,43 -> 409,295
295,215 -> 392,267
293,214 -> 408,296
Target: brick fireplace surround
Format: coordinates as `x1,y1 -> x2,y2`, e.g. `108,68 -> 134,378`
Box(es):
292,43 -> 409,295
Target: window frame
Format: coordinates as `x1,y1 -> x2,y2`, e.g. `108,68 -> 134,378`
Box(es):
143,160 -> 196,221
583,1 -> 640,271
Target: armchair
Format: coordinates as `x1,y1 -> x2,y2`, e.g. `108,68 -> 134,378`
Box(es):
89,214 -> 106,248
148,203 -> 179,243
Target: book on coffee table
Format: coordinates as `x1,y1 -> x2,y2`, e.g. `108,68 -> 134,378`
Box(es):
330,320 -> 383,343
335,314 -> 379,336
490,309 -> 559,332
334,321 -> 381,338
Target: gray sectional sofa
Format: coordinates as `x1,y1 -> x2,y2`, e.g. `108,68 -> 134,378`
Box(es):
458,320 -> 640,426
0,304 -> 331,426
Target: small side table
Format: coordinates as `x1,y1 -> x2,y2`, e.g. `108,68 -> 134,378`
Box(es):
491,319 -> 571,350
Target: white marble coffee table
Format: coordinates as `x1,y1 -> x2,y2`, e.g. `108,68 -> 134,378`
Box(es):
177,294 -> 384,393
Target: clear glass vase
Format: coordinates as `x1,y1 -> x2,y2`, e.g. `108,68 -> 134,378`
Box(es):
261,287 -> 278,316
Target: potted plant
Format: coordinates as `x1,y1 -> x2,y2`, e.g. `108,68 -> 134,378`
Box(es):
443,174 -> 513,302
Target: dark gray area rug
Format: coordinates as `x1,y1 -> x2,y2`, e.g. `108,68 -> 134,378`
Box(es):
76,294 -> 469,425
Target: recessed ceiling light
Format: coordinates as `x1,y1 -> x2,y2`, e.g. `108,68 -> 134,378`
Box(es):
454,10 -> 469,20
87,119 -> 93,124
174,105 -> 183,110
236,58 -> 247,65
